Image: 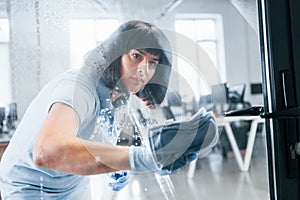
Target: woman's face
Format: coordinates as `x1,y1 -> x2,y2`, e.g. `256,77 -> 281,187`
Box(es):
120,49 -> 159,93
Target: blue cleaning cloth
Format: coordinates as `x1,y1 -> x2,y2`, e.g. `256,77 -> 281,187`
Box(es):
148,108 -> 218,175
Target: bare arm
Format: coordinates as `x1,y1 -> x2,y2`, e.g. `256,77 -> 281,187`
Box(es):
33,103 -> 130,175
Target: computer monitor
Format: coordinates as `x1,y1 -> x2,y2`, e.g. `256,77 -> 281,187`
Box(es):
227,83 -> 246,103
0,107 -> 5,132
250,83 -> 262,94
211,83 -> 228,104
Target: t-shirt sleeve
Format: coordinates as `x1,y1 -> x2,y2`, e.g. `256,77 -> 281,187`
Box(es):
47,82 -> 95,125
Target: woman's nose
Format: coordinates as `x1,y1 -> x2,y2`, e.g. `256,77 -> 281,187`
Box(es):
137,61 -> 148,76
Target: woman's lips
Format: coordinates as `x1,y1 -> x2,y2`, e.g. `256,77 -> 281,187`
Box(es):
131,76 -> 144,84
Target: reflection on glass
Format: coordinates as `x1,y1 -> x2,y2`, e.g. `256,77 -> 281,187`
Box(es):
2,1 -> 268,199
198,41 -> 217,66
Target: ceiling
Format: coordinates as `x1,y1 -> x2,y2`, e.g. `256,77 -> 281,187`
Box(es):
0,0 -> 184,22
0,0 -> 257,30
67,0 -> 184,22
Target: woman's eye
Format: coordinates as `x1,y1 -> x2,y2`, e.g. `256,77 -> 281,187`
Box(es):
131,53 -> 141,60
149,61 -> 158,68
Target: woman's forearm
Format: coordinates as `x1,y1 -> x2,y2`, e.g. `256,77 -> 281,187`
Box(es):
33,103 -> 130,175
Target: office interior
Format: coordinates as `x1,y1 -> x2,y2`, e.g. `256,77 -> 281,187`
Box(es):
0,0 -> 270,199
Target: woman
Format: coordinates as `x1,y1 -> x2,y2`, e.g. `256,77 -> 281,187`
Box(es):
0,20 -> 217,199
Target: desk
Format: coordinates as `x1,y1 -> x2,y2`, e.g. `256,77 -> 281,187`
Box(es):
188,116 -> 265,177
0,134 -> 10,159
218,116 -> 265,171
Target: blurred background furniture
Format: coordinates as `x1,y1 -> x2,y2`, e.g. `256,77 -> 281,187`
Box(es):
0,140 -> 9,159
217,116 -> 265,171
209,83 -> 261,158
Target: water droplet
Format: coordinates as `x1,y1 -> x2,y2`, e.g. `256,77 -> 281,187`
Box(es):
95,156 -> 101,162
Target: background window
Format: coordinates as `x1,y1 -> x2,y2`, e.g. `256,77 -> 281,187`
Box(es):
0,19 -> 11,106
69,19 -> 119,68
175,16 -> 226,98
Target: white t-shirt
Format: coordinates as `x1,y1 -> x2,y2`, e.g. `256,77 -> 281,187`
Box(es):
0,68 -> 113,199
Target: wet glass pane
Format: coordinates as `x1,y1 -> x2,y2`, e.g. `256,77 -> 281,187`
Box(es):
1,0 -> 269,199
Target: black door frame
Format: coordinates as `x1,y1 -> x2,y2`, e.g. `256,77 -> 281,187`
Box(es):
258,0 -> 300,199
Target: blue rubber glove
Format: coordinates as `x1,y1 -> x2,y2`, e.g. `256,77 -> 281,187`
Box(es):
108,171 -> 129,191
129,146 -> 161,173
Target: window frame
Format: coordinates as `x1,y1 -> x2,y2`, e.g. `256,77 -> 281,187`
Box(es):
175,14 -> 227,82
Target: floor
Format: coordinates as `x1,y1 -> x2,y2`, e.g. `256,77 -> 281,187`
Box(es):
89,132 -> 270,200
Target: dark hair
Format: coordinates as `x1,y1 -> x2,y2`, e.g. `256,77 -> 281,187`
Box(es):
86,20 -> 172,107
